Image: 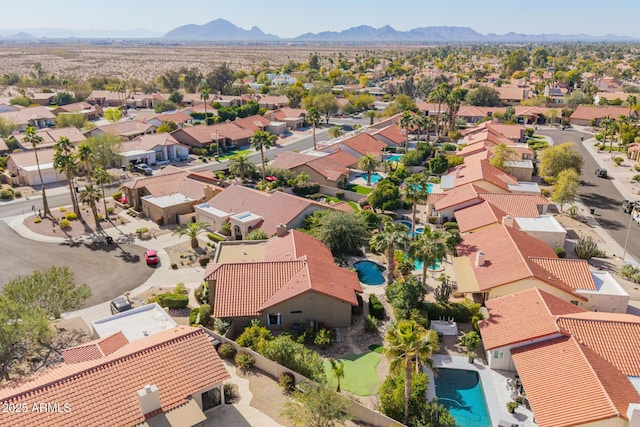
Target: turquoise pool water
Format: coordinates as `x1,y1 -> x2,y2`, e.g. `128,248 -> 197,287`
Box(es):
413,258 -> 442,271
393,220 -> 424,237
359,172 -> 383,184
354,261 -> 386,285
387,154 -> 403,162
407,183 -> 434,193
435,368 -> 491,427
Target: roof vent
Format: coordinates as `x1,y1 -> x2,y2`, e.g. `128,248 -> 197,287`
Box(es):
502,215 -> 514,228
475,251 -> 485,267
276,223 -> 288,237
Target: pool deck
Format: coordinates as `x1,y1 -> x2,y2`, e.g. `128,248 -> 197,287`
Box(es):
427,355 -> 537,427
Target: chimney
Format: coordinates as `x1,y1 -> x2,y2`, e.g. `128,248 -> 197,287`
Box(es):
203,185 -> 216,201
627,403 -> 640,427
137,384 -> 161,415
502,215 -> 514,228
475,251 -> 485,267
455,167 -> 461,178
276,223 -> 288,237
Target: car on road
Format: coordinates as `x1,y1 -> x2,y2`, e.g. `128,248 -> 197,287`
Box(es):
144,250 -> 159,265
133,163 -> 153,176
595,168 -> 608,178
110,296 -> 133,315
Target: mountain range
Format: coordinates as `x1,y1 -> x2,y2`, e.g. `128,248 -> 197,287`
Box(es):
0,19 -> 636,42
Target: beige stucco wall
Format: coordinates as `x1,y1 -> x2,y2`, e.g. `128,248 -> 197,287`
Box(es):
520,229 -> 566,249
142,199 -> 195,225
509,165 -> 533,181
488,278 -> 580,303
577,291 -> 629,313
294,164 -> 346,188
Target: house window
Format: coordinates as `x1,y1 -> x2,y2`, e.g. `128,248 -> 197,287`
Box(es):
493,350 -> 504,359
570,300 -> 579,305
267,313 -> 281,326
290,310 -> 302,314
201,387 -> 222,411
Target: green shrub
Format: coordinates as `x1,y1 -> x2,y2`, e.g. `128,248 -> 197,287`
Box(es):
507,401 -> 519,413
13,191 -> 21,198
235,352 -> 256,370
633,174 -> 640,182
635,164 -> 640,172
59,206 -> 67,212
574,236 -> 600,260
218,343 -> 237,360
221,222 -> 231,236
195,282 -> 209,305
292,182 -> 320,196
278,372 -> 296,393
335,191 -> 345,200
621,263 -> 640,283
198,256 -> 210,267
525,127 -> 535,137
59,219 -> 71,229
364,314 -> 378,333
614,156 -> 624,166
65,212 -> 78,221
174,282 -> 187,294
213,318 -> 231,334
107,207 -> 115,214
207,232 -> 225,242
369,294 -> 386,320
112,191 -> 122,201
0,188 -> 15,199
443,221 -> 459,230
246,229 -> 268,240
199,304 -> 212,325
189,307 -> 200,325
554,247 -> 566,258
423,299 -> 481,323
157,293 -> 189,309
314,328 -> 332,350
352,293 -> 364,316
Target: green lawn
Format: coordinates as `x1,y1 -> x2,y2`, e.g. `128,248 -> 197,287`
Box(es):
347,201 -> 360,212
346,184 -> 373,195
219,149 -> 253,159
323,351 -> 381,396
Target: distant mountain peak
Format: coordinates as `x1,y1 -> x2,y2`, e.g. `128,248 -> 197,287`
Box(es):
163,19 -> 277,41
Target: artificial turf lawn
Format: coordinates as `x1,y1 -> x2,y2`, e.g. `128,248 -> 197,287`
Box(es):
323,351 -> 381,396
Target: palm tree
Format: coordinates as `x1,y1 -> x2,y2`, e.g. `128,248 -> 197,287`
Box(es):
77,143 -> 95,183
92,167 -> 111,219
399,111 -> 413,148
357,154 -> 380,185
364,109 -> 377,126
250,130 -> 277,181
423,116 -> 434,144
402,174 -> 430,239
228,153 -> 255,181
329,359 -> 345,393
173,221 -> 210,248
385,320 -> 439,424
23,126 -> 51,217
53,136 -> 80,216
79,184 -> 102,229
199,84 -> 211,123
370,222 -> 410,282
627,95 -> 638,122
328,126 -> 344,139
428,83 -> 450,139
410,113 -> 427,144
446,89 -> 464,132
410,227 -> 446,287
307,107 -> 321,150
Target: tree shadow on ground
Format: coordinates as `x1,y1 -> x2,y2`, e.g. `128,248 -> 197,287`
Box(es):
579,193 -> 621,210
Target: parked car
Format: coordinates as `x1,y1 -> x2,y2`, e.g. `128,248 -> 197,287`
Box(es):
134,163 -> 153,176
144,250 -> 159,265
595,168 -> 608,178
110,296 -> 133,315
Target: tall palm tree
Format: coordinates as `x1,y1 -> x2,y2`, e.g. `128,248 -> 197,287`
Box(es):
399,111 -> 413,148
307,107 -> 321,150
173,221 -> 210,248
250,130 -> 277,181
199,84 -> 211,123
627,95 -> 638,122
446,89 -> 464,132
79,184 -> 102,229
328,126 -> 344,139
410,227 -> 446,287
92,167 -> 111,219
364,109 -> 377,126
228,153 -> 255,181
77,143 -> 95,183
423,116 -> 434,144
22,126 -> 51,217
410,113 -> 427,145
329,359 -> 345,393
385,320 -> 439,424
357,154 -> 380,185
427,83 -> 450,139
370,222 -> 410,282
53,136 -> 80,216
402,174 -> 430,239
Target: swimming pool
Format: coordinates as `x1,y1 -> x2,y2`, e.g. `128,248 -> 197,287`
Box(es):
393,220 -> 424,237
413,258 -> 442,271
435,368 -> 491,427
406,183 -> 434,193
359,172 -> 383,184
386,154 -> 403,163
353,261 -> 386,285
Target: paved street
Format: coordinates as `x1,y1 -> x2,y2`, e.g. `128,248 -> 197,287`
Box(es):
538,127 -> 640,262
0,221 -> 153,307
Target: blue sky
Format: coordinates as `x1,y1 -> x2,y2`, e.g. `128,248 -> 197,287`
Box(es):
5,0 -> 640,38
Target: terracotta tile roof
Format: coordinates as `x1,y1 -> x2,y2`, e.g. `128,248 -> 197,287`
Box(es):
453,200 -> 510,232
478,193 -> 548,217
152,111 -> 192,125
479,288 -> 586,350
14,127 -> 86,148
61,331 -> 129,363
0,326 -> 230,427
233,114 -> 270,132
370,124 -> 404,145
456,105 -> 503,118
433,183 -> 483,211
120,133 -> 183,153
570,105 -> 630,121
210,120 -> 254,142
95,120 -> 156,137
529,258 -> 596,291
341,133 -> 387,156
265,108 -> 306,120
8,147 -> 56,167
0,106 -> 56,125
205,230 -> 362,317
556,312 -> 640,376
415,102 -> 447,114
445,157 -> 519,191
456,224 -> 585,297
122,166 -> 214,201
324,150 -> 358,168
512,336 -> 639,427
54,101 -> 96,113
270,151 -> 318,170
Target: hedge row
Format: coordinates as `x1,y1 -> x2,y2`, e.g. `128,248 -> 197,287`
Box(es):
369,294 -> 385,320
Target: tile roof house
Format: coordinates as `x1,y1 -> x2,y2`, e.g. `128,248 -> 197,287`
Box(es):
147,111 -> 194,128
204,229 -> 362,329
88,120 -> 158,140
171,121 -> 256,149
6,148 -> 66,186
453,223 -> 629,311
13,126 -> 86,150
569,105 -> 630,126
51,101 -> 101,120
121,166 -> 223,225
321,133 -> 388,159
263,107 -> 306,129
369,124 -> 405,146
0,326 -> 230,426
195,184 -> 344,239
269,150 -> 358,188
479,289 -> 640,427
0,106 -> 56,130
116,133 -> 189,167
441,154 -> 520,192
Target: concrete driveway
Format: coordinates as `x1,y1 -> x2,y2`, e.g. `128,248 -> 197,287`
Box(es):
0,221 -> 154,307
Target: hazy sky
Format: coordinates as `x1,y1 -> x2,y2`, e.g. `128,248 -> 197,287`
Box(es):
5,0 -> 640,38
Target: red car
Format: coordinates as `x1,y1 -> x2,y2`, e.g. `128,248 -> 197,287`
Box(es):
145,250 -> 159,265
